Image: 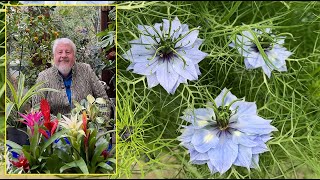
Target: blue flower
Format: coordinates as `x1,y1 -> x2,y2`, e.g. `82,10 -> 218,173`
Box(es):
123,17 -> 208,94
6,145 -> 19,158
178,88 -> 277,174
229,28 -> 292,78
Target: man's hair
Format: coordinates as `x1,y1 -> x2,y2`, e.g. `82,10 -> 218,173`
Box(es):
52,38 -> 76,56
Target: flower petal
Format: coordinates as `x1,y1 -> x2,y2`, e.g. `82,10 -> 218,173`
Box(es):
156,61 -> 179,94
175,29 -> 199,48
233,145 -> 252,169
146,73 -> 159,88
191,129 -> 219,153
232,130 -> 258,147
163,16 -> 182,39
132,57 -> 160,76
231,115 -> 277,135
178,46 -> 208,64
189,148 -> 210,161
231,101 -> 257,116
172,56 -> 199,80
214,88 -> 238,107
207,160 -> 219,174
208,132 -> 238,174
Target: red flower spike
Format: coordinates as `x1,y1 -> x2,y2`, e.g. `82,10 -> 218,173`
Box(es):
10,155 -> 30,172
101,149 -> 110,159
44,119 -> 59,137
39,128 -> 49,139
40,99 -> 51,122
82,111 -> 87,132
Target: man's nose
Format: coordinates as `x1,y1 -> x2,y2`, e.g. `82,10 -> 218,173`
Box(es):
61,52 -> 68,57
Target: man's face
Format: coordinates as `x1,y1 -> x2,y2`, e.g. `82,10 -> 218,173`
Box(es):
53,43 -> 75,75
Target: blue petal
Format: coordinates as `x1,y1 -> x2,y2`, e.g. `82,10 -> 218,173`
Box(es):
189,148 -> 210,161
230,115 -> 277,135
194,64 -> 201,76
146,73 -> 159,88
244,58 -> 255,69
249,154 -> 260,168
181,108 -> 215,128
247,53 -> 264,68
251,136 -> 270,154
156,61 -> 179,94
133,57 -> 161,75
178,45 -> 208,64
208,132 -> 238,174
231,101 -> 257,116
261,64 -> 272,78
163,17 -> 182,39
178,125 -> 195,143
233,145 -> 252,169
175,29 -> 199,48
170,76 -> 187,94
138,24 -> 161,37
251,143 -> 269,154
214,88 -> 238,107
207,160 -> 219,174
191,129 -> 219,153
128,39 -> 155,55
172,56 -> 199,80
232,131 -> 258,147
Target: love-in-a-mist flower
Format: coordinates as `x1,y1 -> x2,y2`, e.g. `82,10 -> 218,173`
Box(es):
178,88 -> 277,174
123,17 -> 208,94
229,28 -> 292,78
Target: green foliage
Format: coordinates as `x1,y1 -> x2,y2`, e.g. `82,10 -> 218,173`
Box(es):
6,73 -> 59,127
116,1 -> 320,179
6,6 -> 60,88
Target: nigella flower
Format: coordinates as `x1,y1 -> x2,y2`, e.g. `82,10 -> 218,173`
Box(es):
229,28 -> 292,78
178,88 -> 277,174
123,17 -> 208,94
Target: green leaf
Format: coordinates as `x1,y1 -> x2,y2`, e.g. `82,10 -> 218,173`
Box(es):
46,154 -> 65,173
97,162 -> 113,171
16,73 -> 26,107
91,142 -> 108,167
5,102 -> 15,121
41,129 -> 68,153
95,98 -> 106,104
6,140 -> 23,154
30,124 -> 39,157
96,117 -> 104,124
60,158 -> 89,174
87,94 -> 95,104
22,149 -> 36,167
6,80 -> 18,108
106,158 -> 116,164
96,30 -> 109,37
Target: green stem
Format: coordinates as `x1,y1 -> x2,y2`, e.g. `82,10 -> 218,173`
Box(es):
219,1 -> 242,24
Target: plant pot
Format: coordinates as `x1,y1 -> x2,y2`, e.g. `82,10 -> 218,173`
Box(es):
6,126 -> 29,146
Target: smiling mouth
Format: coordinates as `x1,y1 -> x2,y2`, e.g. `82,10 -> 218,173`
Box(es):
59,59 -> 70,62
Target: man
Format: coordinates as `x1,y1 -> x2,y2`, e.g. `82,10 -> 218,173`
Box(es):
33,38 -> 111,118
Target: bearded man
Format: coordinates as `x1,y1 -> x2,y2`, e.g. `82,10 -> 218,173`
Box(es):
32,38 -> 111,117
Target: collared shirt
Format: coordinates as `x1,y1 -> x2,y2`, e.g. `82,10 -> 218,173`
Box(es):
59,70 -> 72,106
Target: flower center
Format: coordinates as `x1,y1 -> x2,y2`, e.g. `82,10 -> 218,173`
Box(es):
158,39 -> 175,61
215,106 -> 232,130
251,36 -> 273,53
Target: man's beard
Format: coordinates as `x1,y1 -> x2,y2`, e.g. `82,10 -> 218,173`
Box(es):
56,64 -> 72,75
